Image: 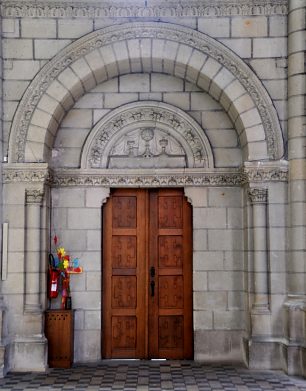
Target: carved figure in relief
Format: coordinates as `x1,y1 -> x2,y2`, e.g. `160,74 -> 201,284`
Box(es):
108,127 -> 187,169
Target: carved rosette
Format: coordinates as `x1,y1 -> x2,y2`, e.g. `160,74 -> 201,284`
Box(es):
248,188 -> 268,204
9,22 -> 283,163
26,189 -> 44,204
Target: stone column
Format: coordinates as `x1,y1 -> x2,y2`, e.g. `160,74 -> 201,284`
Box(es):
25,189 -> 44,313
288,0 -> 306,294
248,188 -> 269,312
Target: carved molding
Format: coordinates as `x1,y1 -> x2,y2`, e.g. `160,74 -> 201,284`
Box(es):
3,163 -> 50,184
1,1 -> 288,18
25,188 -> 45,204
52,170 -> 246,187
81,101 -> 214,169
244,160 -> 288,183
3,162 -> 289,186
248,188 -> 268,204
9,22 -> 284,163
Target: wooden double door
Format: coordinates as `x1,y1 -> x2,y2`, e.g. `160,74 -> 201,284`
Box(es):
102,188 -> 193,359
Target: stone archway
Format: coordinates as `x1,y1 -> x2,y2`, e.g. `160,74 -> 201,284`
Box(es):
8,22 -> 284,165
2,19 -> 289,373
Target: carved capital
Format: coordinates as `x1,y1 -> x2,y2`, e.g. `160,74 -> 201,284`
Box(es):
26,189 -> 44,205
248,188 -> 268,204
3,163 -> 51,184
244,161 -> 288,183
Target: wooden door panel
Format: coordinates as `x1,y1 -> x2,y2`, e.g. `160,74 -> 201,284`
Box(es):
159,236 -> 183,268
112,236 -> 137,268
103,188 -> 192,359
112,316 -> 137,349
159,316 -> 184,349
112,276 -> 137,308
103,189 -> 147,358
159,276 -> 184,309
158,196 -> 183,228
148,189 -> 193,359
112,196 -> 137,228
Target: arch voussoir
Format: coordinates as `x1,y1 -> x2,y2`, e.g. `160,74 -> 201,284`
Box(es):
9,22 -> 284,164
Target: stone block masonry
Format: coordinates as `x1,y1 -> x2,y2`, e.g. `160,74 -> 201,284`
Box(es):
0,0 -> 301,375
55,73 -> 242,170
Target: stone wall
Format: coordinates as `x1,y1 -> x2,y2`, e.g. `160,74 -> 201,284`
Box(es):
53,73 -> 241,169
1,0 -> 303,376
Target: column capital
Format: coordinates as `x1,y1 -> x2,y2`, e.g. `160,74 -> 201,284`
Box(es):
248,188 -> 268,204
26,188 -> 44,205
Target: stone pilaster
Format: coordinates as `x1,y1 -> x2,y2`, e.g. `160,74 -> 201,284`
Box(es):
288,0 -> 306,294
248,188 -> 269,312
24,188 -> 44,313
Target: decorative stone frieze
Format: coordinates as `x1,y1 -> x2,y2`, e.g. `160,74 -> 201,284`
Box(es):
52,169 -> 246,187
3,163 -> 289,187
9,23 -> 283,163
248,188 -> 268,204
3,163 -> 50,184
0,1 -> 288,18
25,189 -> 45,204
244,160 -> 288,183
81,102 -> 214,169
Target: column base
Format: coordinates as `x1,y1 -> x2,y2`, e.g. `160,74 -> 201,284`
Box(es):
248,338 -> 287,371
7,335 -> 48,373
194,330 -> 248,366
284,296 -> 306,376
0,344 -> 6,378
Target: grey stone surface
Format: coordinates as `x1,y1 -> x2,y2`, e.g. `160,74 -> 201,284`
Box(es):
0,3 -> 304,377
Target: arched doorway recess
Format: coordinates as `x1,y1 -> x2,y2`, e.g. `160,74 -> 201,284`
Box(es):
3,22 -> 287,372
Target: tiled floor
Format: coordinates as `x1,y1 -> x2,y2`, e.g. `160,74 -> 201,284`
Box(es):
1,361 -> 306,391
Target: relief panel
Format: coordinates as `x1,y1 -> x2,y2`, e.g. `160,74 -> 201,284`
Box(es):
112,236 -> 137,269
112,276 -> 137,308
159,236 -> 183,268
158,196 -> 182,228
112,196 -> 136,228
112,316 -> 137,349
159,316 -> 184,349
159,276 -> 184,309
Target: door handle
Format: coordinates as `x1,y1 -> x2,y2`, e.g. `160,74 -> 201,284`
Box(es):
150,266 -> 155,278
150,280 -> 155,297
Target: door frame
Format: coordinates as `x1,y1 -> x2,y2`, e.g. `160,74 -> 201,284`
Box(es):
101,187 -> 194,359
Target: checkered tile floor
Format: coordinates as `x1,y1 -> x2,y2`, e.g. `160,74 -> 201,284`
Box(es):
1,361 -> 306,391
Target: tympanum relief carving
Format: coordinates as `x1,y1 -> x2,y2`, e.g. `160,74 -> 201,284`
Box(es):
82,101 -> 214,170
108,127 -> 187,169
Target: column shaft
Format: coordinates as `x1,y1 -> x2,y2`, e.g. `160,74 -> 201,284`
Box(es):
248,188 -> 269,311
25,189 -> 44,313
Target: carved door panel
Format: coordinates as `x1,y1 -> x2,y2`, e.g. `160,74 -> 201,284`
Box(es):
102,188 -> 193,359
148,189 -> 193,359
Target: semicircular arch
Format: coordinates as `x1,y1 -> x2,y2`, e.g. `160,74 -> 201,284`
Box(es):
8,22 -> 284,164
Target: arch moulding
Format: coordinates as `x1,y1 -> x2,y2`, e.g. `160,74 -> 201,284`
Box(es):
8,22 -> 284,164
